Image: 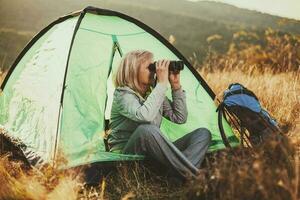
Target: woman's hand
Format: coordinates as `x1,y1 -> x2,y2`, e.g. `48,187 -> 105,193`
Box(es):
156,59 -> 170,86
169,71 -> 181,90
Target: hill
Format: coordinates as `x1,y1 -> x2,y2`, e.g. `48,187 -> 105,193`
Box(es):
0,0 -> 300,70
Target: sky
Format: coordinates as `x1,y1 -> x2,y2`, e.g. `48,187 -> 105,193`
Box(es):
188,0 -> 300,20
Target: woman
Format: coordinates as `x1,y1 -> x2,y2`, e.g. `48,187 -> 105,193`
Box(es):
107,50 -> 211,179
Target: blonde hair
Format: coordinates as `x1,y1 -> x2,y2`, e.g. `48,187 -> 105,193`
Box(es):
114,50 -> 153,94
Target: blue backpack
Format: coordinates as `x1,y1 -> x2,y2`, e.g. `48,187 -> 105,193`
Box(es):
217,83 -> 281,147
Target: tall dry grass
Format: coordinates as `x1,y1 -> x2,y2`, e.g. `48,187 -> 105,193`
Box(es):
0,154 -> 82,200
192,67 -> 299,200
0,29 -> 299,199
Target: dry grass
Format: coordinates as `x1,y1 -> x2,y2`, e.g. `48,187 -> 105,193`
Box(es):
191,68 -> 299,200
0,154 -> 82,200
0,29 -> 299,199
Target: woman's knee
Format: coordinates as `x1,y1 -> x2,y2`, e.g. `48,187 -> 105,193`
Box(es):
135,124 -> 161,138
194,128 -> 212,143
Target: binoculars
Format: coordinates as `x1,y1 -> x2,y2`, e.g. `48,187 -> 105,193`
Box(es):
148,60 -> 184,73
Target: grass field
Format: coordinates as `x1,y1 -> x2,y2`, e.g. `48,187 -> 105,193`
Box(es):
0,29 -> 299,199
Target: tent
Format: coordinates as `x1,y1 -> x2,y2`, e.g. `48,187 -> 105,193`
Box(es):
0,7 -> 239,168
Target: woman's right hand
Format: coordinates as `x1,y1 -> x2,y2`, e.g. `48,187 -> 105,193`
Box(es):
156,59 -> 170,85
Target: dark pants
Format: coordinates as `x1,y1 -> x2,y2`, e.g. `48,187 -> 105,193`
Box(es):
122,124 -> 211,178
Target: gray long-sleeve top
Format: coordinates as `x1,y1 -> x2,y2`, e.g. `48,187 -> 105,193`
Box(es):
107,83 -> 188,152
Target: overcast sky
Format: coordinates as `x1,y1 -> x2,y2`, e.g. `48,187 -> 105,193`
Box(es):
188,0 -> 300,20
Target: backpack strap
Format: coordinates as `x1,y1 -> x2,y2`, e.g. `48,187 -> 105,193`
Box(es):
216,103 -> 232,148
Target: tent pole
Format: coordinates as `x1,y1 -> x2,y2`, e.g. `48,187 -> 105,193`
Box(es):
52,10 -> 86,167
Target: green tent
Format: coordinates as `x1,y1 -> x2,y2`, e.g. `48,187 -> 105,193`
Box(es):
0,7 -> 239,168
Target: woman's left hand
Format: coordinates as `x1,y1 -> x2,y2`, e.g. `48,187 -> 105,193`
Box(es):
169,71 -> 181,90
